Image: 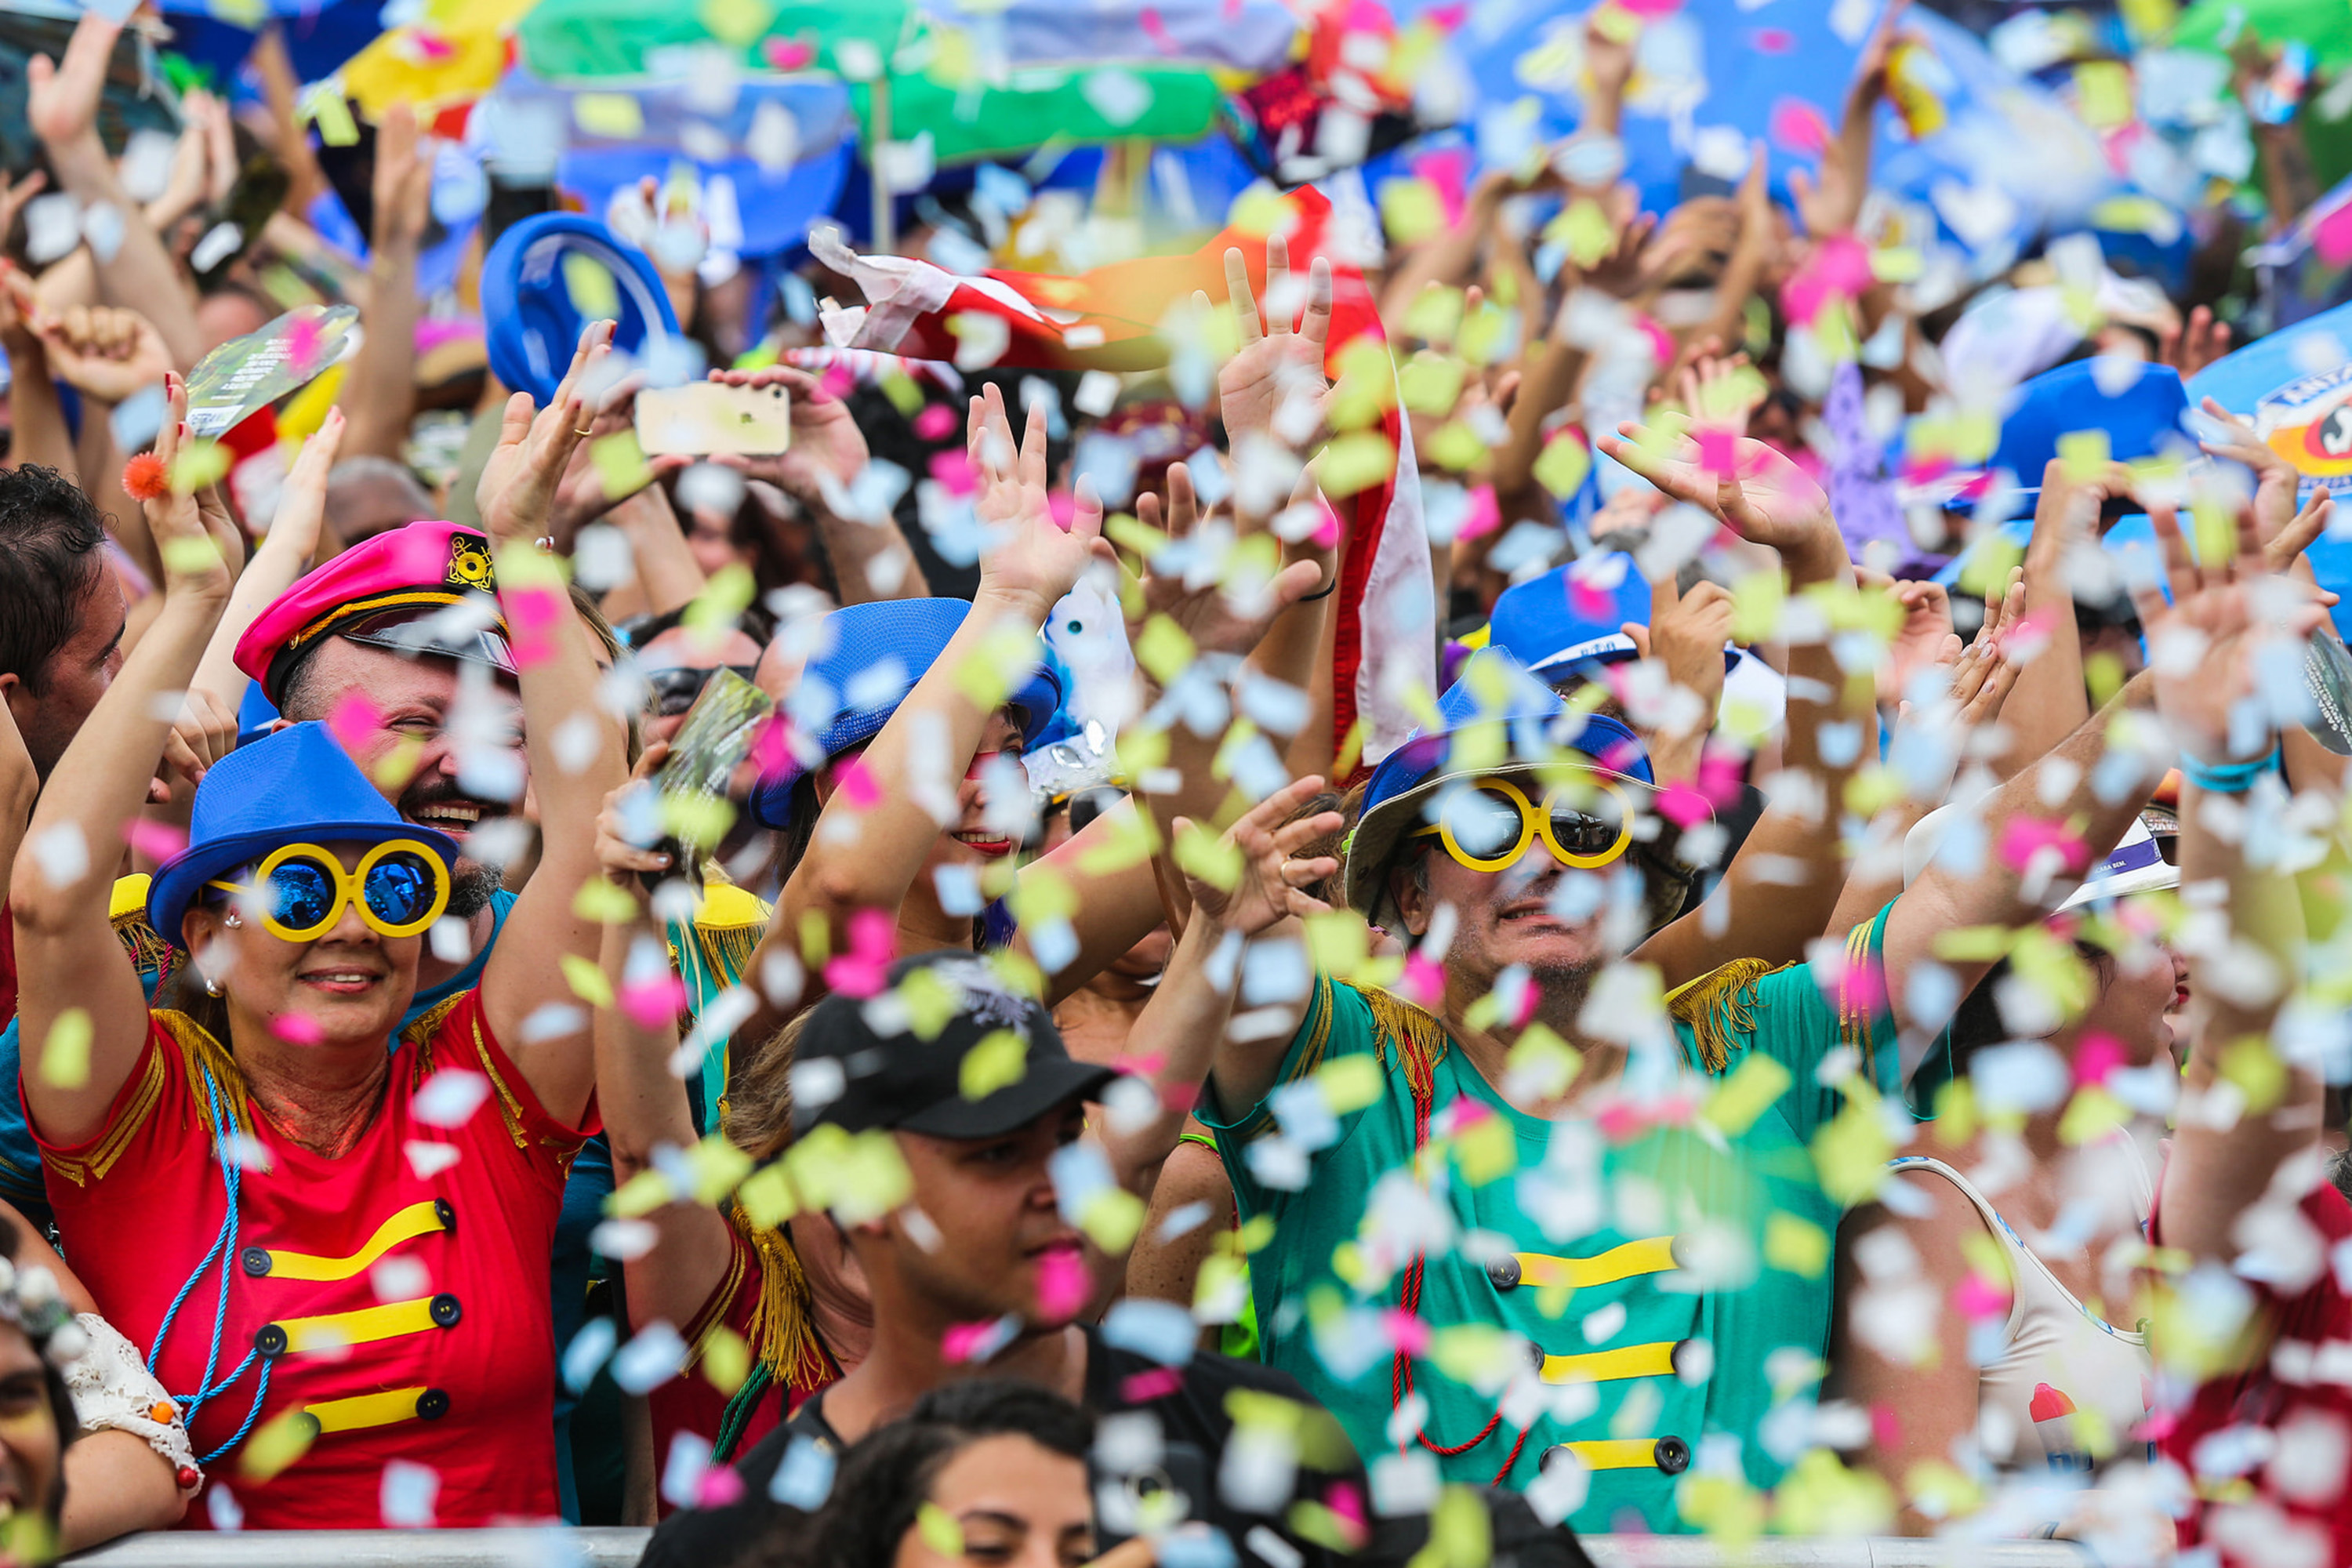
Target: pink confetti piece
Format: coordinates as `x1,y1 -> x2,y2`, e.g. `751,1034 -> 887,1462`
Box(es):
942,1318 -> 1014,1364
285,313 -> 324,373
1955,1271 -> 2011,1320
1840,960 -> 1886,1016
697,1468 -> 746,1508
833,757 -> 882,810
125,818 -> 185,862
1047,489 -> 1076,530
1110,1051 -> 1166,1079
927,448 -> 978,497
750,713 -> 797,782
1569,573 -> 1617,622
273,1012 -> 325,1045
505,583 -> 567,670
1397,953 -> 1446,1009
622,974 -> 688,1030
1870,1403 -> 1903,1452
1139,5 -> 1176,53
1034,1246 -> 1091,1322
1633,314 -> 1675,368
1697,750 -> 1746,808
1312,499 -> 1343,550
912,404 -> 958,441
1812,234 -> 1875,296
761,38 -> 815,70
2074,1033 -> 2125,1087
1769,98 -> 1831,158
1696,428 -> 1738,479
824,952 -> 890,998
2317,202 -> 2352,268
411,30 -> 456,62
1999,818 -> 2086,876
1657,783 -> 1714,829
1384,1309 -> 1429,1358
847,906 -> 895,960
1750,27 -> 1795,52
328,691 -> 383,755
1120,1367 -> 1184,1403
1618,0 -> 1682,14
1414,147 -> 1473,229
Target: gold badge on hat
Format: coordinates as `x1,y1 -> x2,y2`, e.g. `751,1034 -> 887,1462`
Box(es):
445,532 -> 495,591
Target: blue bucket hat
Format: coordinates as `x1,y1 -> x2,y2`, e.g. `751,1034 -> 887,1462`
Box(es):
1342,649 -> 1690,924
148,724 -> 460,953
749,598 -> 1064,830
1488,554 -> 1741,675
482,213 -> 681,406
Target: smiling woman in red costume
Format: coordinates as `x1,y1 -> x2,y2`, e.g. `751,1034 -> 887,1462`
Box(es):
5,328 -> 629,1530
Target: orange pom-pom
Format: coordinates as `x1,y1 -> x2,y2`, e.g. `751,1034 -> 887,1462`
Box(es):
122,452 -> 169,502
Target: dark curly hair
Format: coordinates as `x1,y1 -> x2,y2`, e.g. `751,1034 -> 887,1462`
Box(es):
0,465 -> 107,695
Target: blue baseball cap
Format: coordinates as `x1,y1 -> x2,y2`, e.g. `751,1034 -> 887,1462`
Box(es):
481,213 -> 681,406
749,598 -> 1064,829
1341,649 -> 1688,924
148,724 -> 459,953
1488,554 -> 1740,675
1963,360 -> 2194,506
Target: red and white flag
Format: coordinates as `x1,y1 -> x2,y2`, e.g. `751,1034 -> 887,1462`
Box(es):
808,187 -> 1435,775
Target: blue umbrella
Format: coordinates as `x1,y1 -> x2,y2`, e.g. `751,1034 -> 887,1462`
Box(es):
1432,0 -> 2131,255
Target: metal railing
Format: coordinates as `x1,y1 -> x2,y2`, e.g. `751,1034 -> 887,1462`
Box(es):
68,1527 -> 2092,1566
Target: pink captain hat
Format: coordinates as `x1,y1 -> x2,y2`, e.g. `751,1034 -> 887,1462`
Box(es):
234,520 -> 516,706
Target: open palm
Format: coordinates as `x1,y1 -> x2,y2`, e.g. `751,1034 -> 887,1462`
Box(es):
1179,775 -> 1343,938
1599,421 -> 1834,556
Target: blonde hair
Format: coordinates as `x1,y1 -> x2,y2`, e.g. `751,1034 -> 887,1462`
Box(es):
724,1007 -> 809,1164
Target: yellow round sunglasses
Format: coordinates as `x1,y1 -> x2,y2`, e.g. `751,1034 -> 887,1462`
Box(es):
1408,777 -> 1634,874
207,840 -> 452,942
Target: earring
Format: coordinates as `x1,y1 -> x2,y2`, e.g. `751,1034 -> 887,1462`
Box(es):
202,975 -> 223,997
222,913 -> 242,930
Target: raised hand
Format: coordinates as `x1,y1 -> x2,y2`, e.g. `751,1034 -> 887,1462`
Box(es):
1624,572 -> 1735,723
2163,306 -> 2233,381
2198,395 -> 2302,546
1131,460 -> 1324,663
1856,567 -> 1957,712
1946,570 -> 2026,728
369,103 -> 435,252
1210,233 -> 1332,460
1790,0 -> 1904,239
146,687 -> 240,808
37,304 -> 172,405
969,382 -> 1112,614
1598,419 -> 1841,568
26,9 -> 115,152
477,319 -> 615,543
1178,774 -> 1344,938
143,380 -> 241,603
596,742 -> 674,880
547,371 -> 690,542
710,361 -> 870,506
2130,503 -> 2327,765
263,407 -> 345,565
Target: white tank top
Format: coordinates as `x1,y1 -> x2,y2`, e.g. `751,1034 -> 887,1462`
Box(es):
1888,1150 -> 2152,1473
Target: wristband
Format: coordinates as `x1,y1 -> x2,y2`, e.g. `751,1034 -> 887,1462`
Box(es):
1297,577 -> 1339,602
2181,744 -> 2281,794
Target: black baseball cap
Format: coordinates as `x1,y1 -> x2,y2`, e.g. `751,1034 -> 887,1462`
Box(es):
793,951 -> 1118,1140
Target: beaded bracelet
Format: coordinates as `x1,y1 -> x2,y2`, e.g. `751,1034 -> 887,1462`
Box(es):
2181,744 -> 2281,794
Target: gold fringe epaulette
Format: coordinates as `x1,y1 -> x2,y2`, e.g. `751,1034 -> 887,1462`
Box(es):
1664,957 -> 1777,1073
689,1212 -> 829,1396
108,874 -> 176,984
155,1010 -> 249,1134
1356,982 -> 1452,1087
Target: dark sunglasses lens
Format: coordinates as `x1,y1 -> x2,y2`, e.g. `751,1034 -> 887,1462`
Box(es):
1443,789 -> 1523,858
268,859 -> 336,930
1069,787 -> 1121,834
1549,809 -> 1619,857
650,668 -> 713,717
365,853 -> 437,926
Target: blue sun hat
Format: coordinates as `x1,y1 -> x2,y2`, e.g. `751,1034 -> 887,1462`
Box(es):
1926,359 -> 2194,514
148,724 -> 459,953
1342,649 -> 1692,925
1487,554 -> 1740,675
749,598 -> 1064,830
482,213 -> 681,406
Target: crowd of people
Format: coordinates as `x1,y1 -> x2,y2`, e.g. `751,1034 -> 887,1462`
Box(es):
1,1 -> 2350,1565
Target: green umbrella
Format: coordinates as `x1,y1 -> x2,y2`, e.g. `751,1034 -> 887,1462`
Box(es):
515,0 -> 1233,247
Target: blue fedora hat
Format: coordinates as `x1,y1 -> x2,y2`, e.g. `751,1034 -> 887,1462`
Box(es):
1981,360 -> 2193,505
1342,648 -> 1676,923
1489,553 -> 1741,675
749,598 -> 1064,830
481,213 -> 681,407
148,724 -> 459,952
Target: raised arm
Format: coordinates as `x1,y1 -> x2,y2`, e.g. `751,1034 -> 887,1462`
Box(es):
593,742 -> 737,1333
1096,777 -> 1341,1200
12,383 -> 238,1145
473,321 -> 634,1125
25,13 -> 202,372
340,106 -> 430,463
187,408 -> 343,713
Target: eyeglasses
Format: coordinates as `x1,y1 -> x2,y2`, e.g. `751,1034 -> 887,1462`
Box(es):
208,841 -> 452,942
647,664 -> 761,718
1408,777 -> 1633,875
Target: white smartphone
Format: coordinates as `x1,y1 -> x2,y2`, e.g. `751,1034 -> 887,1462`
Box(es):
635,381 -> 792,457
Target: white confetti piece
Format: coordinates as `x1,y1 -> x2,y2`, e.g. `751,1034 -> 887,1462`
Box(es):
190,222 -> 244,274
403,1140 -> 463,1180
22,194 -> 78,265
29,823 -> 87,891
612,1320 -> 688,1393
411,1068 -> 491,1128
380,1459 -> 439,1528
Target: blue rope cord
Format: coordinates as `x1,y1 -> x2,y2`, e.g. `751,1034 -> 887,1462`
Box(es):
146,1064 -> 275,1463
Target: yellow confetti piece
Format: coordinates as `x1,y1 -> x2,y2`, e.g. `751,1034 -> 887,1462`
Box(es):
1956,531 -> 2025,601
877,368 -> 924,417
960,1028 -> 1028,1100
953,620 -> 1040,713
1073,806 -> 1160,877
572,878 -> 639,924
1451,1115 -> 1515,1185
1132,615 -> 1197,686
785,1125 -> 911,1223
1867,245 -> 1923,284
1681,1472 -> 1766,1544
158,535 -> 223,579
1006,862 -> 1078,926
1457,303 -> 1513,367
661,792 -> 736,851
1397,354 -> 1466,419
699,0 -> 775,46
307,93 -> 360,149
2220,1036 -> 2288,1114
1730,563 -> 1788,646
591,430 -> 653,501
563,252 -> 622,320
701,1325 -> 751,1394
1763,1212 -> 1829,1279
1548,198 -> 1617,270
1317,430 -> 1396,499
1080,1186 -> 1145,1252
169,438 -> 230,494
1426,1323 -> 1516,1387
572,93 -> 645,139
608,1168 -> 673,1219
2073,60 -> 2133,131
561,953 -> 613,1008
1402,284 -> 1465,345
1532,431 -> 1592,499
372,735 -> 426,793
1225,185 -> 1290,238
915,1502 -> 964,1559
1301,910 -> 1369,977
1378,176 -> 1446,246
1773,1449 -> 1896,1537
1317,1054 -> 1383,1116
1702,1051 -> 1791,1138
736,1163 -> 799,1229
1504,1023 -> 1580,1102
2056,427 -> 2111,481
1326,338 -> 1399,432
1173,819 -> 1242,892
40,1009 -> 89,1090
239,1408 -> 318,1483
1423,421 -> 1487,471
1809,1093 -> 1895,1207
685,562 -> 758,637
688,1134 -> 753,1205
